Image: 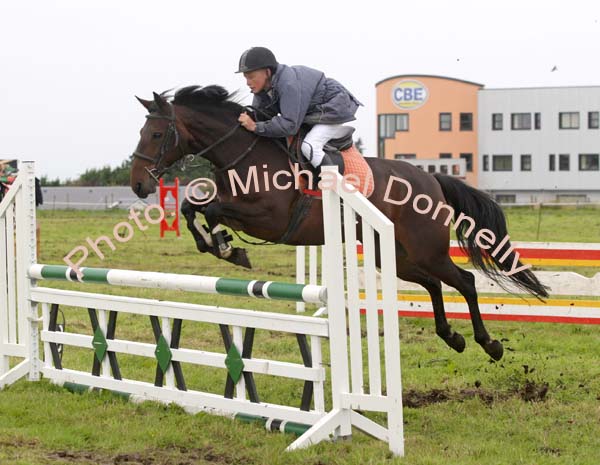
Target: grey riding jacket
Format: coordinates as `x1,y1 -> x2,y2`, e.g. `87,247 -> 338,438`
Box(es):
252,64 -> 362,138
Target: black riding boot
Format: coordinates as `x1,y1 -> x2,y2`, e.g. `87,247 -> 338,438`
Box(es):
319,151 -> 345,175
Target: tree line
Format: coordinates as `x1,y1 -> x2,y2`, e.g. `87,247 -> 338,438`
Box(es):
40,138 -> 364,186
40,157 -> 213,186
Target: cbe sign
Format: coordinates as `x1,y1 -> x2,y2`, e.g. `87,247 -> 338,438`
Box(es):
391,80 -> 429,110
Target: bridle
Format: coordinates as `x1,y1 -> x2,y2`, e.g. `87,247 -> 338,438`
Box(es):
132,102 -> 259,182
132,103 -> 185,182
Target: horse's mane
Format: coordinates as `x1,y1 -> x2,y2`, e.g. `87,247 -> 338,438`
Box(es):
170,85 -> 244,114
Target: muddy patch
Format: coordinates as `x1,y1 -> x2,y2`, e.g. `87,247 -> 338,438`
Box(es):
520,380 -> 549,402
45,445 -> 241,465
538,446 -> 561,457
404,380 -> 549,408
403,387 -> 498,407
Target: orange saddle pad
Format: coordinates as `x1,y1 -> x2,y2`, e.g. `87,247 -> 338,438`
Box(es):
339,145 -> 374,198
288,142 -> 375,199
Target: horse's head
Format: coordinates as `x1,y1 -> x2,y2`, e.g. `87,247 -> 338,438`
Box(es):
131,85 -> 250,198
131,92 -> 187,198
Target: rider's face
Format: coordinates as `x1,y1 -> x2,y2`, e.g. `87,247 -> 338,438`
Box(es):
243,69 -> 271,94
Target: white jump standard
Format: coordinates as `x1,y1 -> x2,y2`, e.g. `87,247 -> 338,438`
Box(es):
0,162 -> 405,456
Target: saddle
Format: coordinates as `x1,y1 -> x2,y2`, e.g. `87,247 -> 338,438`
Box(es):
272,124 -> 375,245
287,125 -> 355,176
285,125 -> 374,199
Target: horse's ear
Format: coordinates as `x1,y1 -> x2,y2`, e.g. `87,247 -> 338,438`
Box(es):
152,91 -> 170,113
136,96 -> 155,112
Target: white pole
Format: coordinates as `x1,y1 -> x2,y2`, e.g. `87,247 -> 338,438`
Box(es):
321,167 -> 351,437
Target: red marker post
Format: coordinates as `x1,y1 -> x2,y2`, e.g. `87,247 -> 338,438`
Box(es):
159,178 -> 180,238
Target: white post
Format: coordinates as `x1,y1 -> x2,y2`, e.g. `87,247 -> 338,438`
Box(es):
0,212 -> 8,376
287,167 -> 352,452
161,317 -> 175,388
380,223 -> 404,456
233,325 -> 246,400
98,310 -> 111,377
310,335 -> 325,413
342,204 -> 363,394
321,168 -> 351,437
310,246 -> 319,286
296,246 -> 306,313
16,161 -> 40,381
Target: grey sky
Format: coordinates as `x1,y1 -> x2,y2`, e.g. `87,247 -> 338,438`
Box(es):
2,0 -> 599,181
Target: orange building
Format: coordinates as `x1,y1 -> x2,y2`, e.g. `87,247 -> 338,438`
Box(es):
376,75 -> 482,186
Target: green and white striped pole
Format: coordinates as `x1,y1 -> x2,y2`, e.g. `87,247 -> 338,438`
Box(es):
29,264 -> 327,304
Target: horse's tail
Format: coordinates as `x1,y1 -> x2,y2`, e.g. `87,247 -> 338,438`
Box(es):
433,173 -> 549,299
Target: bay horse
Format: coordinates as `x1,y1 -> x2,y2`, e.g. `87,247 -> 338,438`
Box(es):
130,85 -> 548,361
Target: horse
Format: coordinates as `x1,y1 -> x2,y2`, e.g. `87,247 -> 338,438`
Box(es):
130,85 -> 548,361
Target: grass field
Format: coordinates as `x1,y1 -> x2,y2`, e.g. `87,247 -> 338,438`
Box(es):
0,206 -> 599,465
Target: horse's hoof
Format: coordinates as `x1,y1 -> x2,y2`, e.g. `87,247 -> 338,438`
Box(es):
448,332 -> 466,353
226,248 -> 252,269
484,340 -> 504,361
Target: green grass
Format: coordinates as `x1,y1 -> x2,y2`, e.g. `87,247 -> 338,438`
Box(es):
0,207 -> 599,464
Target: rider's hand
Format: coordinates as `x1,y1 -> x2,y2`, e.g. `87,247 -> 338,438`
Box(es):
238,112 -> 257,132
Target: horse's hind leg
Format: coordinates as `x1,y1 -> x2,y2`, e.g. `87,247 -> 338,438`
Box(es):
419,255 -> 503,360
394,254 -> 466,353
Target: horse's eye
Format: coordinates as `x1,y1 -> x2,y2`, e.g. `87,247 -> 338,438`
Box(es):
152,132 -> 162,139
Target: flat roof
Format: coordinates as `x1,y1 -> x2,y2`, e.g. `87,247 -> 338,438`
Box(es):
376,74 -> 484,88
481,85 -> 600,91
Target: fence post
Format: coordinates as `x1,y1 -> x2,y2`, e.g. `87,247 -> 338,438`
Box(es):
15,161 -> 40,381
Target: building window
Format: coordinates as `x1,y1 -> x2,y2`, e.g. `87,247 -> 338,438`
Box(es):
394,154 -> 416,160
439,113 -> 452,131
495,194 -> 516,204
427,165 -> 436,173
559,112 -> 579,129
549,154 -> 556,171
559,154 -> 570,171
460,153 -> 473,172
557,194 -> 589,203
492,155 -> 512,171
460,113 -> 473,131
534,112 -> 541,130
439,153 -> 452,159
378,114 -> 409,157
579,154 -> 599,171
520,154 -> 532,171
483,154 -> 489,171
588,111 -> 599,129
440,165 -> 448,174
379,114 -> 409,138
492,113 -> 503,130
511,113 -> 531,130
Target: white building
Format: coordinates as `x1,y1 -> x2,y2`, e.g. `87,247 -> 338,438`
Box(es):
478,86 -> 600,203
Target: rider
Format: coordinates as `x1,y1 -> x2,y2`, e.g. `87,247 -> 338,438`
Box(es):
236,47 -> 362,172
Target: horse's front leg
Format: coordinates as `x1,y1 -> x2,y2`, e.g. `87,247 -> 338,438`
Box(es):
180,198 -> 213,253
181,198 -> 252,268
202,201 -> 254,269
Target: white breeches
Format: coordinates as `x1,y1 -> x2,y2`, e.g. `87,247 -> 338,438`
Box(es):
300,124 -> 350,167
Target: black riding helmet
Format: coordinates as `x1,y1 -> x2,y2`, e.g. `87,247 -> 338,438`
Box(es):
236,47 -> 278,73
